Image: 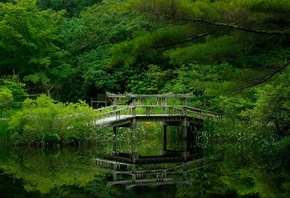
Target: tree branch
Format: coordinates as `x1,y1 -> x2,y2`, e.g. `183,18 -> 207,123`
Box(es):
237,60 -> 290,91
154,31 -> 212,49
169,17 -> 290,35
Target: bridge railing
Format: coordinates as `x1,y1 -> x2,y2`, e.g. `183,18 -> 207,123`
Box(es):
186,106 -> 221,120
94,105 -> 130,119
92,92 -> 222,123
94,104 -> 221,122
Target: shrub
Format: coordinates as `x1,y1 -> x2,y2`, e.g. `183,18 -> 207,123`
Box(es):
9,95 -> 98,146
0,87 -> 14,113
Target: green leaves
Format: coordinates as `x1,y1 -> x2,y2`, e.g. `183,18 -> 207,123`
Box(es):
9,95 -> 98,145
0,0 -> 71,95
0,75 -> 26,111
245,68 -> 290,137
59,1 -> 156,96
23,73 -> 50,84
0,87 -> 13,109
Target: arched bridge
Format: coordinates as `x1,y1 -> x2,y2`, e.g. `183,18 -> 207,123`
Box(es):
92,93 -> 221,163
93,92 -> 221,128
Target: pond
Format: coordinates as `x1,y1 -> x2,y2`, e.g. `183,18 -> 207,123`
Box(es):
0,145 -> 189,197
0,126 -> 229,198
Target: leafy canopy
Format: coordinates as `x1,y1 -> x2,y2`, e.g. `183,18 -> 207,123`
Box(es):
0,0 -> 71,95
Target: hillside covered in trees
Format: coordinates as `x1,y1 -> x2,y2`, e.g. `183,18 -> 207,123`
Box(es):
1,0 -> 290,197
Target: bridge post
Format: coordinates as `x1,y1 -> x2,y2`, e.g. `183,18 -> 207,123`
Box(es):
163,97 -> 167,114
113,127 -> 117,154
163,125 -> 167,151
113,163 -> 117,181
183,97 -> 188,161
132,98 -> 136,117
131,98 -> 137,163
183,97 -> 187,116
132,165 -> 136,183
113,98 -> 117,117
183,124 -> 188,161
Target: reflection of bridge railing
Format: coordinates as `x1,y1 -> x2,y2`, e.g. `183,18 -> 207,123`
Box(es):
93,92 -> 221,127
95,154 -> 222,189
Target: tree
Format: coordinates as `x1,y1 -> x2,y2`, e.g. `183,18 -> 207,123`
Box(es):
0,0 -> 72,97
36,0 -> 101,17
246,68 -> 290,138
58,0 -> 157,100
108,0 -> 290,92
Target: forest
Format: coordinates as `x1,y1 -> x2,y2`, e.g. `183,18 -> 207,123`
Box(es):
1,0 -> 290,197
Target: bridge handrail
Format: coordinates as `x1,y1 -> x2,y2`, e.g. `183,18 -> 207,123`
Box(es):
96,105 -> 180,116
94,105 -> 128,113
94,104 -> 221,121
186,106 -> 221,118
106,92 -> 194,99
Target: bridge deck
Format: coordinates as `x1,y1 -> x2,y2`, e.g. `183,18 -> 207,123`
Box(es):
94,114 -> 205,127
93,93 -> 221,128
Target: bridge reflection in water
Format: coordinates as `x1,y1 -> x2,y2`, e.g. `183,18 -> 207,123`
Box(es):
94,93 -> 222,189
95,149 -> 221,190
95,127 -> 222,189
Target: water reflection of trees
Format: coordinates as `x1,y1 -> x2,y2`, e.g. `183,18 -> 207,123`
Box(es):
0,146 -> 108,194
0,145 -> 180,197
0,124 -> 288,197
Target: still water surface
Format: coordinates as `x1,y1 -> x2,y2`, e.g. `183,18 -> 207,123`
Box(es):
0,126 -> 221,198
0,143 -> 187,197
0,145 -> 176,197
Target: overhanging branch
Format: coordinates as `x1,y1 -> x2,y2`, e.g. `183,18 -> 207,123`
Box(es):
237,60 -> 290,91
155,31 -> 212,49
169,17 -> 290,35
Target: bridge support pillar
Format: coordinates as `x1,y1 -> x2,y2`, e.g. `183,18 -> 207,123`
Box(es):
132,165 -> 136,183
113,163 -> 117,181
131,98 -> 137,163
131,125 -> 136,163
163,125 -> 167,151
183,163 -> 188,180
113,127 -> 117,154
183,119 -> 188,161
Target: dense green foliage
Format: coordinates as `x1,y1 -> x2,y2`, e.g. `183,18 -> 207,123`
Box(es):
1,0 -> 290,197
9,95 -> 98,146
0,0 -> 71,96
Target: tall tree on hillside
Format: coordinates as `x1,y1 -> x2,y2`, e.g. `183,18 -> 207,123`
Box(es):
0,0 -> 71,96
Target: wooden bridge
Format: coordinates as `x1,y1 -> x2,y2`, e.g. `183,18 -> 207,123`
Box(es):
93,92 -> 221,128
92,93 -> 221,163
92,93 -> 222,189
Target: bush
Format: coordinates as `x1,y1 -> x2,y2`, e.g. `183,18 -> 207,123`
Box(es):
9,95 -> 98,146
0,87 -> 14,112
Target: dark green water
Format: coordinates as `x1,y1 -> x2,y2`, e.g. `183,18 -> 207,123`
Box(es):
0,126 -> 230,198
1,121 -> 286,197
0,141 -> 227,198
0,143 -> 183,198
